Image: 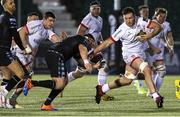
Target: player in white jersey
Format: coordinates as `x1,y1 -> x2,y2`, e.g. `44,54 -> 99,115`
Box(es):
146,8 -> 174,94
133,5 -> 149,95
92,7 -> 163,108
0,11 -> 64,108
67,1 -> 114,101
133,5 -> 162,95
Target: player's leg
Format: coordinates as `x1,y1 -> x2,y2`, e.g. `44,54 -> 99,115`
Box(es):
41,50 -> 68,111
0,66 -> 14,108
154,60 -> 166,91
97,60 -> 115,101
68,67 -> 86,82
95,64 -> 136,104
8,55 -> 33,108
131,58 -> 163,108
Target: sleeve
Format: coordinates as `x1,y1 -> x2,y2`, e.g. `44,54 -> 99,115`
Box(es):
166,23 -> 171,32
25,20 -> 40,34
80,15 -> 91,29
47,29 -> 55,40
12,30 -> 25,50
111,26 -> 123,42
9,17 -> 25,50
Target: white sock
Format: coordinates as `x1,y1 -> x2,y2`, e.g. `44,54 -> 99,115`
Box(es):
152,73 -> 158,88
156,77 -> 163,91
152,92 -> 159,101
98,70 -> 108,85
68,72 -> 75,82
0,86 -> 8,97
102,84 -> 110,93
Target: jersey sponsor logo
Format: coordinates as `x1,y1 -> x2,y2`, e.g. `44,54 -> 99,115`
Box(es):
9,18 -> 16,22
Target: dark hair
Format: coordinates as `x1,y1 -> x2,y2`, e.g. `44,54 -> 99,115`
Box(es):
90,1 -> 101,7
84,34 -> 95,41
122,7 -> 135,15
138,5 -> 149,11
44,11 -> 56,19
1,0 -> 6,6
27,12 -> 39,17
155,7 -> 167,15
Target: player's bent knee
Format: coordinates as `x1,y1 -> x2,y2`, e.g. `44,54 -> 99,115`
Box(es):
155,65 -> 166,78
139,62 -> 148,73
53,78 -> 67,90
124,71 -> 137,80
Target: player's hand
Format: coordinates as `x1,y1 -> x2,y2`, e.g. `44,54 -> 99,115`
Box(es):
84,63 -> 93,73
136,35 -> 147,42
60,31 -> 68,40
93,62 -> 101,69
22,45 -> 32,55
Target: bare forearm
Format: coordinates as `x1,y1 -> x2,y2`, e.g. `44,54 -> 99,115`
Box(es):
19,27 -> 29,47
79,44 -> 88,60
166,32 -> 174,46
94,38 -> 112,54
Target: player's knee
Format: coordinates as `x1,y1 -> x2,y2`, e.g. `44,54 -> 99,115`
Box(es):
114,79 -> 122,87
124,71 -> 137,80
155,65 -> 166,78
53,78 -> 67,90
139,62 -> 149,73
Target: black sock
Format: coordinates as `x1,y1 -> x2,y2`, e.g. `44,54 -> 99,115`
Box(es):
5,75 -> 21,92
32,80 -> 55,89
1,79 -> 9,86
10,89 -> 23,101
44,89 -> 62,105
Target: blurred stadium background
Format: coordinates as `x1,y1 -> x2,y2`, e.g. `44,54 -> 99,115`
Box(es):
0,0 -> 179,75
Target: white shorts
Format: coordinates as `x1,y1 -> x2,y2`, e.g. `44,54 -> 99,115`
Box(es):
122,51 -> 146,66
146,46 -> 164,66
11,46 -> 34,68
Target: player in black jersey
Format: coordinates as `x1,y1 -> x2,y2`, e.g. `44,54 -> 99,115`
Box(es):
0,0 -> 31,108
23,34 -> 96,111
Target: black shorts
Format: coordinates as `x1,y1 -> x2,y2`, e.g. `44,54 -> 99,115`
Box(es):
45,50 -> 67,78
0,50 -> 16,66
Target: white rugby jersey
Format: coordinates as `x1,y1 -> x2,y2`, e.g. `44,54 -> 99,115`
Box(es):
138,17 -> 152,50
162,21 -> 171,38
111,17 -> 152,53
25,20 -> 55,49
81,13 -> 103,42
149,20 -> 171,48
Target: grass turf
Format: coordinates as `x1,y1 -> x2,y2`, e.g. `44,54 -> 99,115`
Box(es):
0,75 -> 180,116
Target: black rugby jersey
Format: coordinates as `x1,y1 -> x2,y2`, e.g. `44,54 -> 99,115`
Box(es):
49,35 -> 92,61
0,11 -> 24,51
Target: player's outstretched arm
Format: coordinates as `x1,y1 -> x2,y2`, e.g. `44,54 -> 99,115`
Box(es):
94,37 -> 114,54
79,44 -> 92,73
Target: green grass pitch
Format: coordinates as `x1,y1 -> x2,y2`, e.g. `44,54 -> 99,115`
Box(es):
0,75 -> 180,116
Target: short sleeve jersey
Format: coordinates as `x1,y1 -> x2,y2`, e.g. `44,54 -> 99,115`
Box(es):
25,20 -> 55,49
81,13 -> 103,43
